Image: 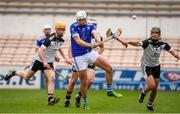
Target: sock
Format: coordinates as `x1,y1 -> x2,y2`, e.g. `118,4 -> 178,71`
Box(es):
107,84 -> 113,93
76,92 -> 81,98
147,100 -> 153,106
48,93 -> 53,102
83,96 -> 88,106
65,91 -> 72,101
142,89 -> 146,94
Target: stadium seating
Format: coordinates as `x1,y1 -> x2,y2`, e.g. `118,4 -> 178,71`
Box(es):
0,36 -> 179,69
0,0 -> 180,17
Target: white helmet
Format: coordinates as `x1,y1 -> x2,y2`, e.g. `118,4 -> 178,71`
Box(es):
43,24 -> 51,30
87,19 -> 97,25
76,10 -> 87,20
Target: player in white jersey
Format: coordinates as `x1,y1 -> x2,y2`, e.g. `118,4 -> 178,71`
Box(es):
121,27 -> 179,111
4,22 -> 71,106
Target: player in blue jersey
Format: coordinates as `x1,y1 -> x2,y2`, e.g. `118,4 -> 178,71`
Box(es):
70,10 -> 122,110
64,19 -> 112,108
35,24 -> 52,52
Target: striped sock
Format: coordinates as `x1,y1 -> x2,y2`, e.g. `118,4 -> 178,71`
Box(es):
107,84 -> 113,93
48,93 -> 53,102
65,91 -> 72,101
148,100 -> 153,106
83,96 -> 88,105
76,92 -> 81,98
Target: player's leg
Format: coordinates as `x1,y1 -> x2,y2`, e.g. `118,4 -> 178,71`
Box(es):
44,69 -> 59,106
65,71 -> 78,107
86,66 -> 96,89
139,65 -> 156,103
92,55 -> 122,97
4,61 -> 38,81
42,71 -> 48,90
146,78 -> 159,111
78,69 -> 89,109
138,75 -> 156,103
73,56 -> 89,109
146,65 -> 160,111
75,66 -> 95,108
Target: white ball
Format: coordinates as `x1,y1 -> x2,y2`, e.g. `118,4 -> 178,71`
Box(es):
132,15 -> 137,20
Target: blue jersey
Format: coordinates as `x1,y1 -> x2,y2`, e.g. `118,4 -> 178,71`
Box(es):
70,22 -> 95,57
35,36 -> 46,48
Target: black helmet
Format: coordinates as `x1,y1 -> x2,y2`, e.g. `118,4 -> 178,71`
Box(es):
151,27 -> 161,34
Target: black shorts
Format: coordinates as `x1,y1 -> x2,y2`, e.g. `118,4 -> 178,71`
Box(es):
72,64 -> 96,72
31,60 -> 54,72
142,65 -> 160,78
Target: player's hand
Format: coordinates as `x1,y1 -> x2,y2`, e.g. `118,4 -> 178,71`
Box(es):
90,43 -> 98,48
43,62 -> 51,69
65,58 -> 72,65
121,40 -> 128,48
175,55 -> 180,61
55,56 -> 60,62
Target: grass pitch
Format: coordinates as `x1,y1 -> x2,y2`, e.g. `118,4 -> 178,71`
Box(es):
0,89 -> 180,113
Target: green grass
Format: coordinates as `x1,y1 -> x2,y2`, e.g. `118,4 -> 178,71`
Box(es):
0,89 -> 180,113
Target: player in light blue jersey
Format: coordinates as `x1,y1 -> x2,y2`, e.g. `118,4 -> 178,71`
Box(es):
35,25 -> 51,52
70,10 -> 122,110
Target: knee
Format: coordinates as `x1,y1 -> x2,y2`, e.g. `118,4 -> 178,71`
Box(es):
80,80 -> 87,87
48,76 -> 55,82
70,79 -> 76,86
152,85 -> 158,91
86,79 -> 92,86
149,84 -> 156,90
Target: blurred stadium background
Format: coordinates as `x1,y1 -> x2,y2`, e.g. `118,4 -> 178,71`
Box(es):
0,0 -> 180,113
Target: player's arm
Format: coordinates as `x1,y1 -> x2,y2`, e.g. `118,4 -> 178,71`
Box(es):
58,48 -> 72,65
97,36 -> 104,55
127,41 -> 142,47
169,49 -> 180,60
35,40 -> 41,53
38,39 -> 51,69
92,31 -> 101,42
116,37 -> 128,48
164,43 -> 180,60
128,39 -> 149,48
55,51 -> 60,62
67,44 -> 72,59
73,35 -> 97,48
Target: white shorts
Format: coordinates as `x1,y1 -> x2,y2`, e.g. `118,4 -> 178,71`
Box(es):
73,50 -> 99,71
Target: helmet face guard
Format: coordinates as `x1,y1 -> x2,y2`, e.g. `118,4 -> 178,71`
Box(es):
76,10 -> 87,20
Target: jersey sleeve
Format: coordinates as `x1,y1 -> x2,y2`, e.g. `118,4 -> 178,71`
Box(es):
141,39 -> 149,49
35,40 -> 41,48
70,24 -> 79,38
163,43 -> 171,51
90,24 -> 96,34
43,38 -> 51,47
